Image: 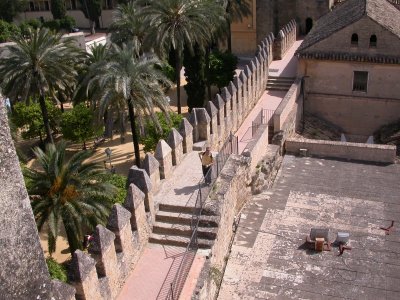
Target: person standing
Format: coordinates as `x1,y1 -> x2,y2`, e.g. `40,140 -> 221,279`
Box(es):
199,147 -> 214,185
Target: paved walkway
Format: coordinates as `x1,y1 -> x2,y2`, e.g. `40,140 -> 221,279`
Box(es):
117,40 -> 303,299
236,40 -> 303,153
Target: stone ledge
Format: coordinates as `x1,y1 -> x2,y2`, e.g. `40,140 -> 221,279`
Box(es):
285,137 -> 396,163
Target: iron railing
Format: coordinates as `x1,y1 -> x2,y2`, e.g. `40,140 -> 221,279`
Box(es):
166,133 -> 238,300
240,109 -> 275,144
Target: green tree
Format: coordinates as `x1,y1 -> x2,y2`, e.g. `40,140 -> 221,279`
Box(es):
208,50 -> 238,91
0,0 -> 28,22
0,20 -> 20,43
50,0 -> 67,19
0,28 -> 85,144
79,0 -> 102,34
60,103 -> 101,149
12,100 -> 61,144
140,112 -> 183,152
109,1 -> 145,47
142,0 -> 225,114
183,44 -> 206,111
86,43 -> 171,167
23,141 -> 117,255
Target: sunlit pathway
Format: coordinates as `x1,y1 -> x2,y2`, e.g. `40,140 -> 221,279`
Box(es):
236,40 -> 303,153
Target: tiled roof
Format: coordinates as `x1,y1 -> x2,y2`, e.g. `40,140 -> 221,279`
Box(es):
296,0 -> 400,53
297,51 -> 400,64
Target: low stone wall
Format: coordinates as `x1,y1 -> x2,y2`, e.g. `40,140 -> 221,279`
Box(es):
273,78 -> 302,133
273,20 -> 297,60
194,155 -> 251,300
69,184 -> 151,300
285,138 -> 397,163
242,124 -> 269,171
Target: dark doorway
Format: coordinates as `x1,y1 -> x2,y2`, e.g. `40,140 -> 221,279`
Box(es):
306,18 -> 313,34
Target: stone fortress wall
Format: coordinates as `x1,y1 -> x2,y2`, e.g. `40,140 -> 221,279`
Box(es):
63,20 -> 298,300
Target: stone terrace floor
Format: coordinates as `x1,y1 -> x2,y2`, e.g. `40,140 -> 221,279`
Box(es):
219,155 -> 400,299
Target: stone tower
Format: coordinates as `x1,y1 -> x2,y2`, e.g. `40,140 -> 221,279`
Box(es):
0,99 -> 74,299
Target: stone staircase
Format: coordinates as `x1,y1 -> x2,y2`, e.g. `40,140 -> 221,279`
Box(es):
266,76 -> 295,91
149,204 -> 219,249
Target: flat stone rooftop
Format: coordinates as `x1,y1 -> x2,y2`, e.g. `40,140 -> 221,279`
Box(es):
219,155 -> 400,299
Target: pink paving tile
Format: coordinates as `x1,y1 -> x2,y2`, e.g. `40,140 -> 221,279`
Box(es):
117,244 -> 186,300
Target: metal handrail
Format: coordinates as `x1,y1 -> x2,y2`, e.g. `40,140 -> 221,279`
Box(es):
166,134 -> 238,300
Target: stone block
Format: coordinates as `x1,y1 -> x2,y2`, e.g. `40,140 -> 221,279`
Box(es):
155,139 -> 173,179
167,128 -> 184,166
179,118 -> 193,153
124,184 -> 150,244
234,76 -> 244,126
250,60 -> 257,105
143,153 -> 160,193
206,100 -> 219,147
107,204 -> 134,254
189,109 -> 199,142
127,166 -> 155,222
228,81 -> 238,131
213,94 -> 226,143
51,280 -> 76,300
239,71 -> 248,116
245,65 -> 253,112
222,87 -> 233,140
192,108 -> 211,142
71,250 -> 102,300
89,225 -> 119,298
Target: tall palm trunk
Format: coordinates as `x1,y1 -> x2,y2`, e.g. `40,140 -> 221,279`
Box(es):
175,49 -> 182,114
227,20 -> 232,53
63,219 -> 82,254
205,47 -> 212,102
38,92 -> 54,144
127,97 -> 141,167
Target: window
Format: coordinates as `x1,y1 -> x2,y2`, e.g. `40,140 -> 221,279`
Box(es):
66,0 -> 78,10
370,34 -> 377,48
28,1 -> 50,11
351,33 -> 358,46
353,71 -> 368,92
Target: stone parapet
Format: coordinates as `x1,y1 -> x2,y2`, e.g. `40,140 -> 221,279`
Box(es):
167,128 -> 184,166
273,19 -> 297,60
155,139 -> 173,179
71,250 -> 102,300
143,153 -> 160,193
124,184 -> 150,244
285,138 -> 397,163
89,225 -> 119,299
179,118 -> 193,154
127,166 -> 155,224
107,204 -> 135,278
273,78 -> 302,132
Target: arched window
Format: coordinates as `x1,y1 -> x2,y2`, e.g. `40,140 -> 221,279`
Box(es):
370,34 -> 377,47
351,33 -> 358,46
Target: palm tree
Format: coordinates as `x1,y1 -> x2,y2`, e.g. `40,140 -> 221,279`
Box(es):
109,1 -> 146,48
141,0 -> 225,114
23,141 -> 117,255
86,43 -> 171,167
0,28 -> 86,144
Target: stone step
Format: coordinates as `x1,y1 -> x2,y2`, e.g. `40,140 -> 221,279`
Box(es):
153,222 -> 217,240
266,82 -> 293,87
149,233 -> 214,249
159,203 -> 199,214
266,85 -> 291,91
268,76 -> 296,81
155,210 -> 219,227
193,140 -> 207,151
